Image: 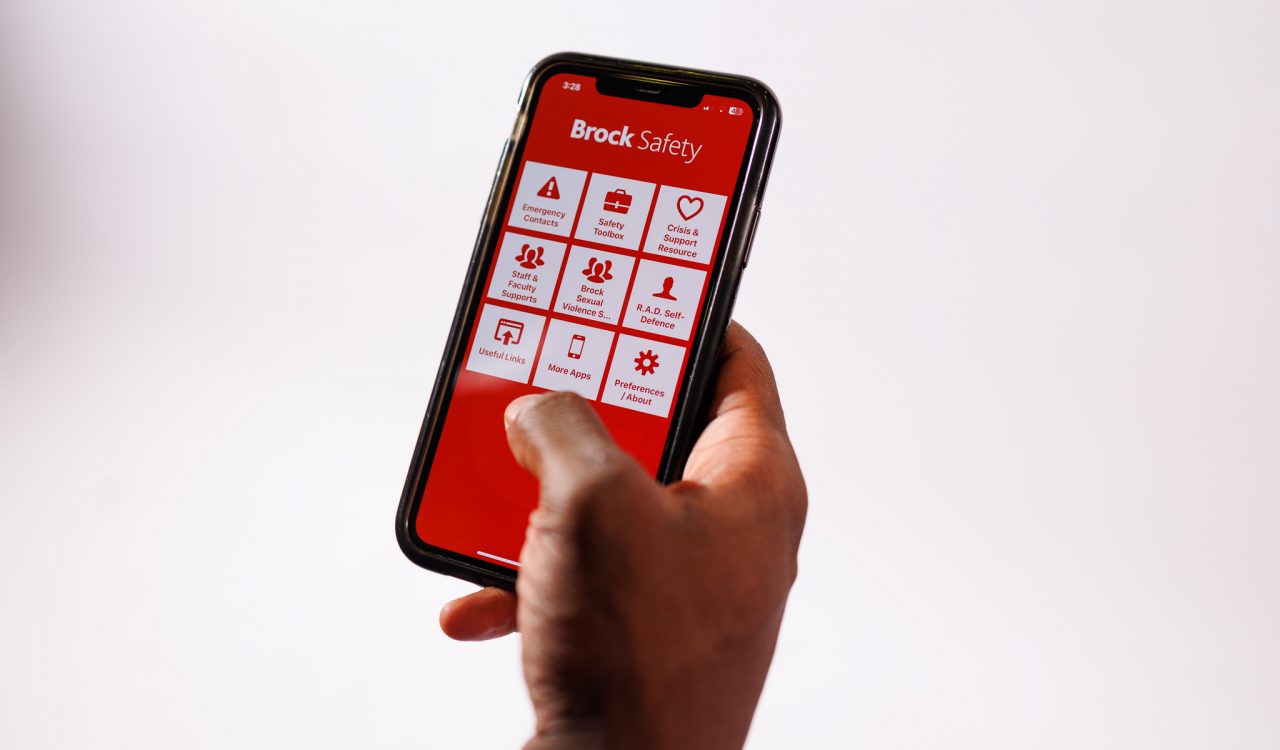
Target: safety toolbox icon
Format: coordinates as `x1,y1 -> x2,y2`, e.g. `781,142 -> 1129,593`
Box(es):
602,188 -> 632,214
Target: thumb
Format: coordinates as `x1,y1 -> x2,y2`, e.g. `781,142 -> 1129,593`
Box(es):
503,391 -> 645,516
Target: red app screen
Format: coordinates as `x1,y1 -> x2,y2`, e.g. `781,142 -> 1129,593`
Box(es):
415,73 -> 755,570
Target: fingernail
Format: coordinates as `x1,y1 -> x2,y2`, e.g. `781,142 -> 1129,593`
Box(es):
504,394 -> 538,429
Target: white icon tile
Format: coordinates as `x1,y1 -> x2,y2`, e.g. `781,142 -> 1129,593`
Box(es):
486,232 -> 567,310
622,260 -> 707,341
531,319 -> 615,400
552,246 -> 636,326
508,162 -> 588,237
600,334 -> 686,417
465,304 -> 546,384
641,186 -> 728,265
573,173 -> 656,251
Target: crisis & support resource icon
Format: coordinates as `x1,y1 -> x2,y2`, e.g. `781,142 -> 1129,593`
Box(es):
642,186 -> 728,264
676,194 -> 704,221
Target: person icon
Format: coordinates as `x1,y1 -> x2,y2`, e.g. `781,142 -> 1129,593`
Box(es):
652,276 -> 678,301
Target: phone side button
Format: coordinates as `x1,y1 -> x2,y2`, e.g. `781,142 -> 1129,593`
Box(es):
741,207 -> 762,268
486,139 -> 513,218
477,139 -> 513,243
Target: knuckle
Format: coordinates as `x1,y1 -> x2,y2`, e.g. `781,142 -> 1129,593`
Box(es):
560,457 -> 633,510
530,390 -> 589,417
509,391 -> 588,436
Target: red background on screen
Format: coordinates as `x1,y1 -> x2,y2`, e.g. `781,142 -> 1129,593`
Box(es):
415,73 -> 753,567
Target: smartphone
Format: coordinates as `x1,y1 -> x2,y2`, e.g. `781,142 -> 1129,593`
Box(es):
397,52 -> 780,588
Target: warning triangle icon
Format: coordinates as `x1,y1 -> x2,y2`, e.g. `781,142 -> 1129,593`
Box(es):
536,176 -> 560,200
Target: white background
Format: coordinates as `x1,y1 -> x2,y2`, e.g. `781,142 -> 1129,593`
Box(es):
1,1 -> 1277,747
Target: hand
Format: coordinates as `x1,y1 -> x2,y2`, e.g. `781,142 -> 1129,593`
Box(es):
440,322 -> 807,750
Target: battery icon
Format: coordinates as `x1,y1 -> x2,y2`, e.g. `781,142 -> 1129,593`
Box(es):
728,106 -> 743,115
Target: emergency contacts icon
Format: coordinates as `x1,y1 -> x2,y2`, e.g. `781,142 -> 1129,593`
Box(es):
537,176 -> 560,200
509,162 -> 587,238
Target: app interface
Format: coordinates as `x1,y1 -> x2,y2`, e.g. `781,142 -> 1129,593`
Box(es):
416,73 -> 755,569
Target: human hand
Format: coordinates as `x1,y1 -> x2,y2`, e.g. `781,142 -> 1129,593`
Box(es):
439,322 -> 807,750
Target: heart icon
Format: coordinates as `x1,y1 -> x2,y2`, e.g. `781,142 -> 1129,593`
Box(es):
676,195 -> 704,221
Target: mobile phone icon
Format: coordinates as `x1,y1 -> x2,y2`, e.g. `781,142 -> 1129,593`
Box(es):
567,334 -> 586,359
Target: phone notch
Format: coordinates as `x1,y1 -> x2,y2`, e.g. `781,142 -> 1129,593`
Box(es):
595,75 -> 703,108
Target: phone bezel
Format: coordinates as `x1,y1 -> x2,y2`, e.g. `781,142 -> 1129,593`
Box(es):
396,52 -> 782,590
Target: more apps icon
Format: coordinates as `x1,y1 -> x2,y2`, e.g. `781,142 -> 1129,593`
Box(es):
532,319 -> 615,400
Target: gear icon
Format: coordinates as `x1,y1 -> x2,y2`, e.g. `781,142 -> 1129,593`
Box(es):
633,349 -> 660,376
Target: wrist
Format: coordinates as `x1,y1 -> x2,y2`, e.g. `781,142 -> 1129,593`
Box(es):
527,667 -> 760,750
523,725 -> 605,750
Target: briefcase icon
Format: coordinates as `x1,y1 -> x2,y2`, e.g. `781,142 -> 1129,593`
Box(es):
602,188 -> 632,214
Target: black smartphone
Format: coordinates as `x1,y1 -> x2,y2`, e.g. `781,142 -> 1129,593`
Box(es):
396,52 -> 781,589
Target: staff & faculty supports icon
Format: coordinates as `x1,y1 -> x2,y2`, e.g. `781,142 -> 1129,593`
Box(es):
515,243 -> 545,269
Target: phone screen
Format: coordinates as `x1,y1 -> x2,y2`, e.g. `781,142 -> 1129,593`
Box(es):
414,71 -> 755,570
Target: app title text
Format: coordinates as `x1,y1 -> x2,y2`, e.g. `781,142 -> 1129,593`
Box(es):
569,119 -> 703,165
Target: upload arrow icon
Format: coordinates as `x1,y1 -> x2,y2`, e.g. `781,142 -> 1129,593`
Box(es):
494,318 -> 524,346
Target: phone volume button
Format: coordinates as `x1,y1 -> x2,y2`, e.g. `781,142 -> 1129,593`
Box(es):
481,139 -> 513,229
741,207 -> 762,268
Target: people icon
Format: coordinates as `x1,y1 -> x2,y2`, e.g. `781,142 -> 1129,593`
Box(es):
652,275 -> 678,300
516,243 -> 544,270
583,257 -> 613,284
